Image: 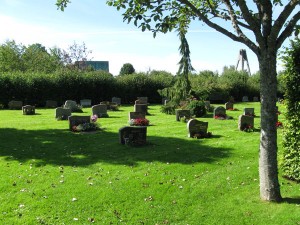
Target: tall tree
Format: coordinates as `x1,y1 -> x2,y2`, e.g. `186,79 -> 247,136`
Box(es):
57,0 -> 300,202
22,43 -> 61,73
0,40 -> 24,72
119,63 -> 136,75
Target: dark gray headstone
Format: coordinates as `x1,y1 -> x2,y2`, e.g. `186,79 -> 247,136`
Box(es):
22,105 -> 35,115
55,107 -> 71,120
8,100 -> 23,110
213,106 -> 226,118
243,108 -> 255,116
135,99 -> 143,105
175,109 -> 191,121
134,104 -> 148,114
112,97 -> 121,105
238,115 -> 254,131
225,102 -> 234,110
119,126 -> 147,146
253,97 -> 259,102
92,104 -> 108,117
64,100 -> 78,112
187,119 -> 208,138
137,97 -> 148,104
129,112 -> 146,120
68,115 -> 91,131
242,96 -> 249,102
80,99 -> 91,108
45,100 -> 57,108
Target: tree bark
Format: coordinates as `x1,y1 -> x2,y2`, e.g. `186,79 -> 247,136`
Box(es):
258,49 -> 282,202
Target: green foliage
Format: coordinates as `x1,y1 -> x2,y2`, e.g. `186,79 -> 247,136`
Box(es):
0,40 -> 94,74
160,101 -> 177,115
0,70 -> 176,106
187,99 -> 206,117
0,40 -> 24,72
281,37 -> 300,181
119,63 -> 135,75
219,66 -> 250,101
189,70 -> 220,100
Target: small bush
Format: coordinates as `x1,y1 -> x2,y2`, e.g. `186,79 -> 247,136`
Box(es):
160,102 -> 177,115
187,100 -> 206,117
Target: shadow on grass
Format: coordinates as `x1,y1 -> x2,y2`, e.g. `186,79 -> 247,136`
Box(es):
282,197 -> 300,205
0,128 -> 232,167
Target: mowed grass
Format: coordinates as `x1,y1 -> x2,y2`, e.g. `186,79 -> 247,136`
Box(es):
0,103 -> 299,225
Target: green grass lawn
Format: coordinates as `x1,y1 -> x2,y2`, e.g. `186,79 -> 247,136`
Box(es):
0,103 -> 299,225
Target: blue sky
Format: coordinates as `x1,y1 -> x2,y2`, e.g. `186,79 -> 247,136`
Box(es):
0,0 -> 290,75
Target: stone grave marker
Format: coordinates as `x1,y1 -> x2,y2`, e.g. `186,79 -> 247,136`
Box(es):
238,115 -> 254,131
129,112 -> 146,120
175,109 -> 191,121
187,119 -> 208,138
64,100 -> 78,112
92,104 -> 109,117
253,96 -> 259,102
204,101 -> 211,111
112,97 -> 121,105
134,99 -> 142,105
100,101 -> 110,105
242,96 -> 249,102
164,99 -> 169,105
119,126 -> 147,146
243,108 -> 255,116
225,102 -> 234,110
8,100 -> 23,110
80,99 -> 92,108
137,97 -> 148,104
162,97 -> 169,105
45,100 -> 57,108
68,115 -> 90,131
55,107 -> 71,120
22,105 -> 35,115
134,104 -> 148,114
213,106 -> 226,118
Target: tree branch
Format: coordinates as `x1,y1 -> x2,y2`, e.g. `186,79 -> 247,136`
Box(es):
276,11 -> 300,50
237,0 -> 264,45
178,0 -> 259,54
271,0 -> 300,41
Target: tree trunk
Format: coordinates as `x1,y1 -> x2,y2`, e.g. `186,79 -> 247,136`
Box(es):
258,50 -> 282,202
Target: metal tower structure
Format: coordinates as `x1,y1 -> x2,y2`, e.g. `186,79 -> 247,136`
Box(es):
236,49 -> 251,74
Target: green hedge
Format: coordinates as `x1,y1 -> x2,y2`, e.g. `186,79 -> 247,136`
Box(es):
281,38 -> 300,182
0,70 -> 174,107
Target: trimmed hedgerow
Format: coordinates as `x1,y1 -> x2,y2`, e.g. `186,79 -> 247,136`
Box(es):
0,70 -> 175,107
281,37 -> 300,182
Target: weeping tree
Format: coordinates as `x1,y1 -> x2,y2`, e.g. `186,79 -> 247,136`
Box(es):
159,24 -> 195,105
57,0 -> 300,202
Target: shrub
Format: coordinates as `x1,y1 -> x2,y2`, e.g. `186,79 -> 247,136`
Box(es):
160,101 -> 177,115
187,100 -> 206,117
